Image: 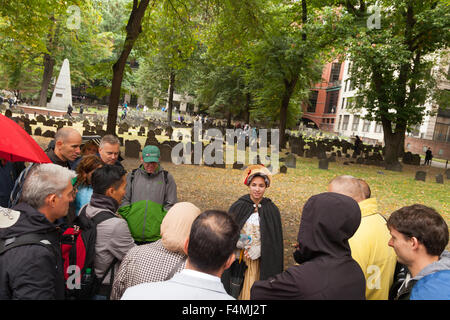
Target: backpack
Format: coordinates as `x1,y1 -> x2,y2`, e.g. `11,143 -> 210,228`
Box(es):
8,163 -> 38,208
0,233 -> 56,257
61,206 -> 118,300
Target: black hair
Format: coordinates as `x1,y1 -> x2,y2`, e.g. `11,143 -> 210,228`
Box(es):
91,164 -> 126,195
188,210 -> 239,273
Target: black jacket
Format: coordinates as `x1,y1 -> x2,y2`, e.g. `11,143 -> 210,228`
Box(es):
222,194 -> 284,290
251,192 -> 366,300
0,203 -> 65,300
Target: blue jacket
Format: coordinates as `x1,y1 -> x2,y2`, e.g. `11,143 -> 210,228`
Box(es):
410,269 -> 450,300
74,185 -> 93,216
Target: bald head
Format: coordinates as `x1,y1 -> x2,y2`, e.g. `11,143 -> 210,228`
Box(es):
327,175 -> 365,203
357,179 -> 371,200
54,127 -> 82,162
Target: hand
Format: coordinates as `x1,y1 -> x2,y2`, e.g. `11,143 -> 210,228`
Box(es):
245,245 -> 261,260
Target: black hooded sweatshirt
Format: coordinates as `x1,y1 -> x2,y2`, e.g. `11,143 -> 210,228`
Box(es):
0,202 -> 65,300
251,192 -> 366,300
222,194 -> 284,292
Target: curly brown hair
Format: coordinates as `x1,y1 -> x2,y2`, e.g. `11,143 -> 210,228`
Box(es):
75,155 -> 103,188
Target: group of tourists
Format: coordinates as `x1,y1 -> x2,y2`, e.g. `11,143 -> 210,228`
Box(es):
0,123 -> 449,301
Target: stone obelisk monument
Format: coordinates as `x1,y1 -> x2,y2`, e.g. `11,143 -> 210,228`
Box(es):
48,59 -> 72,111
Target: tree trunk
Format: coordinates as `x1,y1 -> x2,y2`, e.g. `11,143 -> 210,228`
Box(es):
279,77 -> 298,149
167,71 -> 175,123
244,92 -> 251,124
38,17 -> 59,107
383,119 -> 406,171
106,0 -> 151,135
38,53 -> 55,107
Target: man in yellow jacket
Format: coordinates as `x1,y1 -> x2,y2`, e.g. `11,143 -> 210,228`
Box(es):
328,176 -> 397,300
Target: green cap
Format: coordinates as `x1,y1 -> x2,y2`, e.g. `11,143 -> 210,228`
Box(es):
142,145 -> 160,163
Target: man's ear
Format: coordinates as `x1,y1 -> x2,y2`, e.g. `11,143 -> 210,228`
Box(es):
183,238 -> 189,255
410,237 -> 421,251
105,186 -> 114,198
224,252 -> 236,270
45,193 -> 57,207
55,139 -> 63,149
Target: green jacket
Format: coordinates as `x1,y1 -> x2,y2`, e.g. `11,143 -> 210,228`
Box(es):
118,165 -> 177,242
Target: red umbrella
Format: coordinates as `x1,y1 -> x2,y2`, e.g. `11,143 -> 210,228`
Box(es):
0,114 -> 51,163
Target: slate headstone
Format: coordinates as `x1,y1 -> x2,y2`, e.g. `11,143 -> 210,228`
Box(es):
415,171 -> 426,182
435,174 -> 444,184
125,140 -> 141,158
318,158 -> 329,170
285,153 -> 296,168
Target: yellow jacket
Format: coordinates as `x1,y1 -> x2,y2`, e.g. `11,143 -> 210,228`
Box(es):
348,198 -> 397,300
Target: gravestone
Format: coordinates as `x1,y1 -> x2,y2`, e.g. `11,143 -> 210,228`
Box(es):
233,162 -> 244,170
279,165 -> 287,174
285,154 -> 296,168
435,174 -> 444,184
411,154 -> 421,166
159,144 -> 172,162
36,115 -> 46,123
415,171 -> 426,182
446,169 -> 450,180
34,127 -> 42,136
42,130 -> 55,138
124,140 -> 141,158
318,159 -> 329,170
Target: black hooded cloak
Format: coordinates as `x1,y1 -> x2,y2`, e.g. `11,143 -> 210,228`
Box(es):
222,194 -> 284,292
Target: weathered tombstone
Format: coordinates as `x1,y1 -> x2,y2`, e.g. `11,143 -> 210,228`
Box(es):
233,162 -> 244,170
402,151 -> 413,164
411,154 -> 421,166
318,158 -> 329,170
279,165 -> 287,174
42,130 -> 56,138
386,163 -> 402,172
159,144 -> 172,162
415,171 -> 426,182
36,114 -> 46,123
124,140 -> 141,158
285,153 -> 296,168
435,174 -> 444,184
356,157 -> 364,164
34,127 -> 42,136
446,169 -> 450,180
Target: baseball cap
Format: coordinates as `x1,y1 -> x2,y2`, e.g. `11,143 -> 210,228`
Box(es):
142,145 -> 160,163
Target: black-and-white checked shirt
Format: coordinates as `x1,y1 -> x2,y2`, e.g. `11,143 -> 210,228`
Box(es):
110,239 -> 186,300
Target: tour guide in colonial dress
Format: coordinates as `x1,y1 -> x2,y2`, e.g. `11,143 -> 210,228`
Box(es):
222,165 -> 283,300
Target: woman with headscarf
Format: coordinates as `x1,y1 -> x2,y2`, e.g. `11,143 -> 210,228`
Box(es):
222,165 -> 284,300
110,202 -> 201,300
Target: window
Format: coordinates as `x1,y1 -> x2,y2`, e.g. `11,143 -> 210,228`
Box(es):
307,90 -> 318,113
341,98 -> 346,110
342,115 -> 350,130
362,120 -> 371,132
375,122 -> 383,133
352,116 -> 360,131
325,90 -> 339,113
433,122 -> 450,142
338,115 -> 342,130
329,63 -> 341,82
